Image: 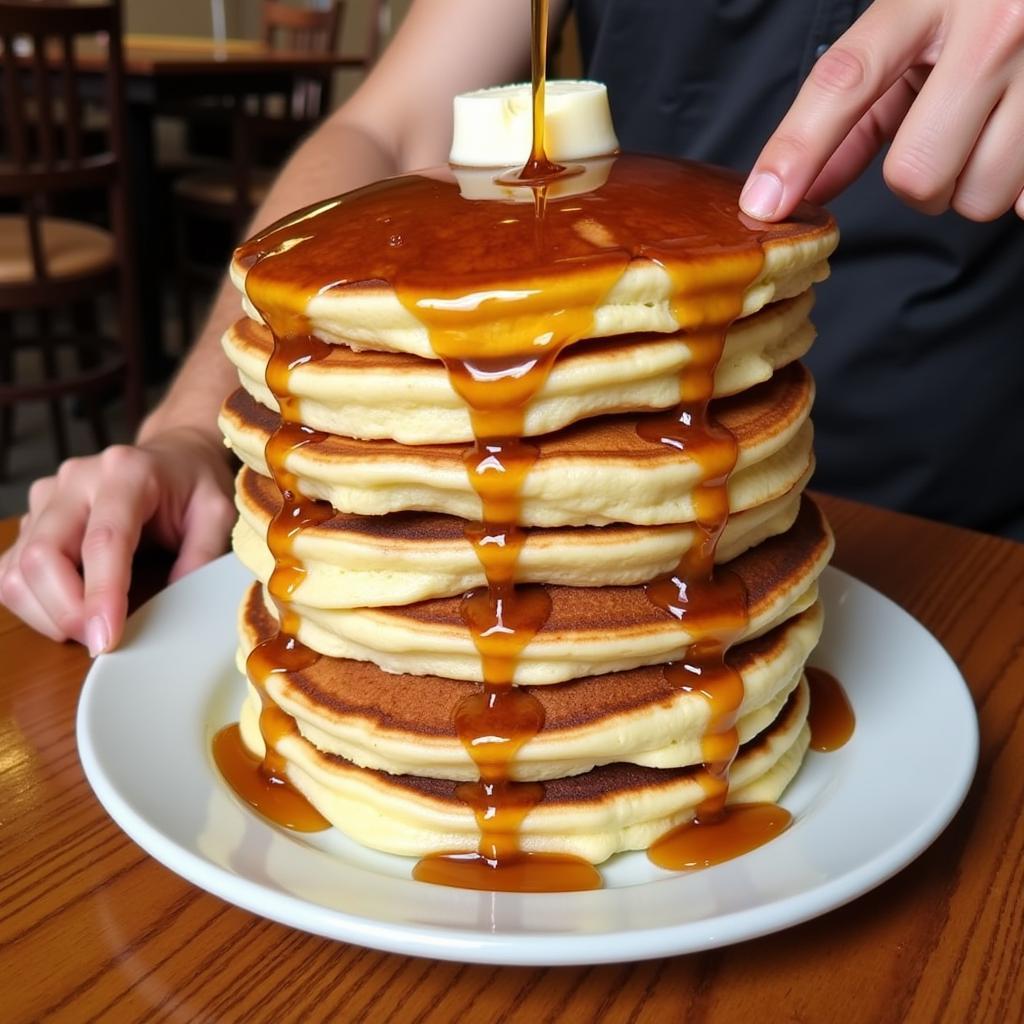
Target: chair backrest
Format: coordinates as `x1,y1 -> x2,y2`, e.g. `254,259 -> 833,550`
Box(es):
262,1 -> 342,54
259,1 -> 343,122
0,1 -> 129,289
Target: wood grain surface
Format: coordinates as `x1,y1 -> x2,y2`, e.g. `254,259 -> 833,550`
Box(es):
73,36 -> 364,77
1,494 -> 1022,1024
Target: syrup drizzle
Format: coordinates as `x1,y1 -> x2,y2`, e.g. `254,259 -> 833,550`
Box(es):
413,0 -> 602,892
221,33 -> 832,882
517,0 -> 563,182
806,667 -> 855,751
640,250 -> 800,869
213,306 -> 334,832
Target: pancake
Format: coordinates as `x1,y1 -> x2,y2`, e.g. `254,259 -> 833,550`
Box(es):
237,673 -> 811,863
220,362 -> 815,528
255,497 -> 833,683
223,291 -> 817,444
237,585 -> 823,780
221,150 -> 838,876
231,461 -> 812,607
231,155 -> 837,361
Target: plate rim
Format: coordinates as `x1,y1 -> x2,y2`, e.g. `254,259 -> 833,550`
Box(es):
75,556 -> 979,966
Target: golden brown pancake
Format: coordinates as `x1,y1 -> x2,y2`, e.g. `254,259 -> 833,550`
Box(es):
230,154 -> 838,361
220,362 -> 815,527
256,497 -> 833,683
231,461 -> 813,607
238,584 -> 823,780
222,291 -> 817,443
238,675 -> 811,862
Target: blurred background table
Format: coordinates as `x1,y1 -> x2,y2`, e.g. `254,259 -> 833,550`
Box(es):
1,494 -> 1022,1023
0,8 -> 384,510
73,33 -> 368,360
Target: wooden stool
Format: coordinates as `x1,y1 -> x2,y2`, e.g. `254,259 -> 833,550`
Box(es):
0,0 -> 142,478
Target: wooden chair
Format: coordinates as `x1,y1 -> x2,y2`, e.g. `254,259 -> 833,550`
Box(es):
171,0 -> 347,347
0,0 -> 142,477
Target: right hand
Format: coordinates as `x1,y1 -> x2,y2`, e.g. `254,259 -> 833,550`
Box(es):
0,428 -> 236,656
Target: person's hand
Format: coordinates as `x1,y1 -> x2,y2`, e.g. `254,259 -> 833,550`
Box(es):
0,428 -> 235,656
741,0 -> 1024,222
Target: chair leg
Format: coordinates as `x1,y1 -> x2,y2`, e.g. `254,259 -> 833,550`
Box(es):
119,298 -> 145,436
36,308 -> 70,464
72,302 -> 109,452
0,313 -> 15,482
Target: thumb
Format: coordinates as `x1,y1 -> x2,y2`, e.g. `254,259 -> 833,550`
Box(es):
169,483 -> 237,583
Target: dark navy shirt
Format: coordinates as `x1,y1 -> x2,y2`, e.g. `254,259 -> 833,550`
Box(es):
575,0 -> 1024,539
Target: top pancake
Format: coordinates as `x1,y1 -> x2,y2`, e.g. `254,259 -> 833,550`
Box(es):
231,154 -> 837,359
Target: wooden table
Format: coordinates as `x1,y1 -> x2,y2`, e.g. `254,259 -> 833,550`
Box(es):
2,495 -> 1022,1023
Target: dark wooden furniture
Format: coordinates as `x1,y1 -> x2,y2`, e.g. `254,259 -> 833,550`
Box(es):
172,2 -> 346,348
1,494 -> 1022,1022
262,0 -> 343,66
15,36 -> 365,374
0,0 -> 141,475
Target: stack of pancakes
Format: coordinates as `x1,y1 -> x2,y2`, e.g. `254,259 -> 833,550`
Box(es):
218,156 -> 838,866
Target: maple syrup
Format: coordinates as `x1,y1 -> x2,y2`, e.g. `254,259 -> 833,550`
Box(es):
222,0 -> 832,882
806,667 -> 855,752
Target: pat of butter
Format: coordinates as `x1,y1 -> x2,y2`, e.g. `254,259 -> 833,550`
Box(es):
449,80 -> 619,168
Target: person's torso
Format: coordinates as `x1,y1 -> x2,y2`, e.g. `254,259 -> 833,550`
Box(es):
575,0 -> 1024,538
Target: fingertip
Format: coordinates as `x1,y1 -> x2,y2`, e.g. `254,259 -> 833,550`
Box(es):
739,170 -> 784,220
84,588 -> 128,653
167,553 -> 202,584
85,614 -> 110,658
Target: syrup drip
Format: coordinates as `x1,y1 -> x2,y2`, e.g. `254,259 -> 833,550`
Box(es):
517,0 -> 563,183
413,0 -> 604,892
806,667 -> 855,751
213,302 -> 334,831
648,802 -> 792,871
640,249 -> 798,869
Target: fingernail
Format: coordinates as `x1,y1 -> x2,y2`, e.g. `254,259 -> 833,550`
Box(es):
86,616 -> 109,658
740,171 -> 783,219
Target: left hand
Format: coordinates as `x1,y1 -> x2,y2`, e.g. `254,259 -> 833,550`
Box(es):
740,0 -> 1024,222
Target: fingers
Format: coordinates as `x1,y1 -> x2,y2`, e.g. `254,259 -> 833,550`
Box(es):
11,464 -> 94,644
950,78 -> 1024,221
0,435 -> 234,652
80,447 -> 160,654
168,479 -> 236,584
749,0 -> 1024,220
0,543 -> 65,641
742,0 -> 938,220
0,447 -> 162,653
882,11 -> 1014,215
805,71 -> 923,206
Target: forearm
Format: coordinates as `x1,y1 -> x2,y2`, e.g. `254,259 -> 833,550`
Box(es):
138,118 -> 400,448
138,0 -> 546,449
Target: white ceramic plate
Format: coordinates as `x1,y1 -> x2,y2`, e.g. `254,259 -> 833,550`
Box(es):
76,555 -> 977,966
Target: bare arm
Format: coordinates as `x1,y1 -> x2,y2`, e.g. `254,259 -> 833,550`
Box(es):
1,0 -> 561,653
144,0 -> 550,440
